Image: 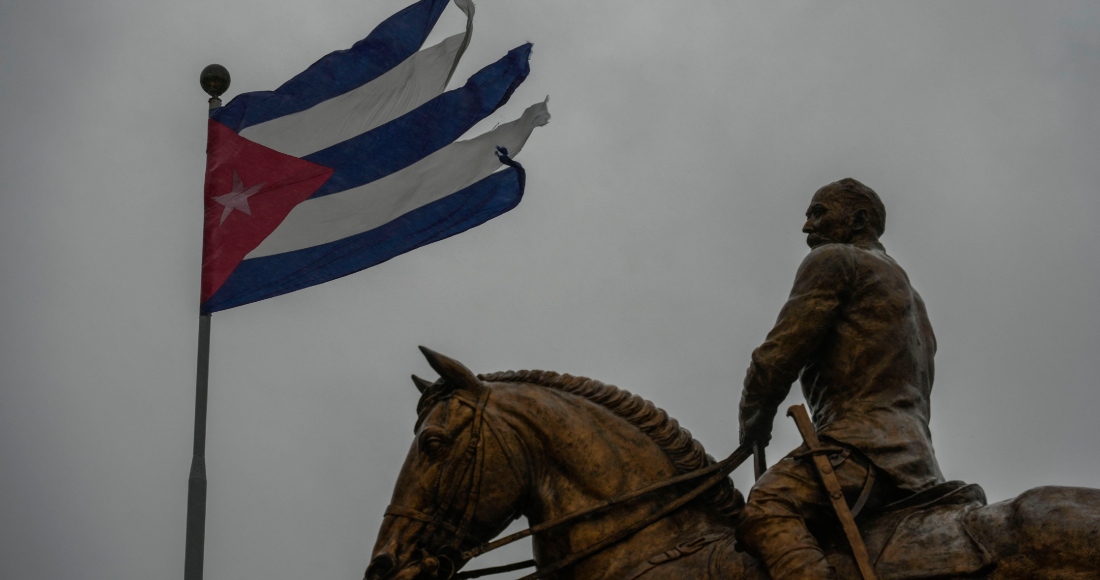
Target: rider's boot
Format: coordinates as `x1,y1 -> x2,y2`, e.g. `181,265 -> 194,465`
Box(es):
736,516 -> 837,580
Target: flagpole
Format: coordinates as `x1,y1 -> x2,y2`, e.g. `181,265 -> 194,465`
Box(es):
185,313 -> 211,580
186,64 -> 230,580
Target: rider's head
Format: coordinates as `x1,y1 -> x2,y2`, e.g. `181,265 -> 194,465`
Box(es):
803,178 -> 885,249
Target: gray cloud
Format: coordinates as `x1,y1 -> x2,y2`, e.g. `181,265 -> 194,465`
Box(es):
1,1 -> 1097,578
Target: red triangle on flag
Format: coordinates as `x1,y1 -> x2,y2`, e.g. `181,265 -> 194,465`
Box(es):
200,120 -> 333,302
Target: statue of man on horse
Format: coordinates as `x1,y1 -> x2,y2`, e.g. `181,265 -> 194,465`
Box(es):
736,177 -> 944,579
365,178 -> 1100,580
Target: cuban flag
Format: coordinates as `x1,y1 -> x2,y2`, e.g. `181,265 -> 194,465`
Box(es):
200,0 -> 549,313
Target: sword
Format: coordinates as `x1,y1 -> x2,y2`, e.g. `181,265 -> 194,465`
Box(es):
787,404 -> 878,580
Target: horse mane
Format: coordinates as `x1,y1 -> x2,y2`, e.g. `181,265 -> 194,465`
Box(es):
477,369 -> 743,520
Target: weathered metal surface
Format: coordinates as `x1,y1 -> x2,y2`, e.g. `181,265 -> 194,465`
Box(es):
788,404 -> 877,580
736,179 -> 941,579
365,180 -> 1100,579
365,349 -> 1100,579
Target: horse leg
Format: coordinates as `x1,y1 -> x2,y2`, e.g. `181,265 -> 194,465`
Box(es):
969,486 -> 1100,579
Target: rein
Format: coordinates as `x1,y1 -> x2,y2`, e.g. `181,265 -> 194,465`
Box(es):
386,388 -> 752,580
456,444 -> 753,580
383,387 -> 492,578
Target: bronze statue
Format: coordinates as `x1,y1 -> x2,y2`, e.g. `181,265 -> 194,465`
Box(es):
364,180 -> 1100,579
736,178 -> 943,579
365,349 -> 1100,579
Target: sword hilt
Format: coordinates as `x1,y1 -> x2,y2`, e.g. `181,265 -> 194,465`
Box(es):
787,404 -> 823,449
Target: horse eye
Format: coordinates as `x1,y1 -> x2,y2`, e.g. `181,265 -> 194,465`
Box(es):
420,433 -> 447,456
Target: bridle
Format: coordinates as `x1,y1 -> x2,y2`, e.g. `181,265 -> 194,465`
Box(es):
382,386 -> 494,579
380,388 -> 753,580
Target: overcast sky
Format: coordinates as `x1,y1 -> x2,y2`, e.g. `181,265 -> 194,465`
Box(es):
1,1 -> 1098,579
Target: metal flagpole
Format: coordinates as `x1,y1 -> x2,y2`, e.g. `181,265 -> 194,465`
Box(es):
185,313 -> 212,580
186,64 -> 230,580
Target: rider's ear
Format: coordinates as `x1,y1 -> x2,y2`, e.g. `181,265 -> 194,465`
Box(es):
851,208 -> 868,232
418,346 -> 485,395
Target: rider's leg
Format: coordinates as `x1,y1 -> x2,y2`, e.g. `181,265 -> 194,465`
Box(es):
737,515 -> 836,579
735,446 -> 873,580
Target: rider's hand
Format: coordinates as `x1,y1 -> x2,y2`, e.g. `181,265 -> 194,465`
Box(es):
739,430 -> 771,450
739,407 -> 773,448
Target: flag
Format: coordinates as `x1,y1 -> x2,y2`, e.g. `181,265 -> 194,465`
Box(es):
200,0 -> 549,313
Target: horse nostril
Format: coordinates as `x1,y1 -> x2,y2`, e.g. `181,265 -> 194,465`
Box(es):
364,553 -> 396,580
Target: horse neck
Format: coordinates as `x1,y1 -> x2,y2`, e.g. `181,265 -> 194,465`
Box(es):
492,383 -> 725,577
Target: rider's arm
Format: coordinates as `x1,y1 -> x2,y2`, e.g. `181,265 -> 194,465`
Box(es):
739,245 -> 853,445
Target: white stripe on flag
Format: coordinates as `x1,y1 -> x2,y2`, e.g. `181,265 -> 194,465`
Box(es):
240,3 -> 474,158
247,100 -> 550,258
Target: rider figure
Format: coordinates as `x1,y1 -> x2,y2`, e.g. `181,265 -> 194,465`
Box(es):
735,178 -> 945,579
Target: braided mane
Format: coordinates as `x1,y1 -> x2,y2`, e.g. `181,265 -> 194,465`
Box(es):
477,369 -> 743,520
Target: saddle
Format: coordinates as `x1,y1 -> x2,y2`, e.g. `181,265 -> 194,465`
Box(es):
824,480 -> 994,579
628,482 -> 995,580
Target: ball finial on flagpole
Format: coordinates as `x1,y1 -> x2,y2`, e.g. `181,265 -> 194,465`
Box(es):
200,64 -> 230,107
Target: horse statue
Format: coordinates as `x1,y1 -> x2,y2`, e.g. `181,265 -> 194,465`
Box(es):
364,348 -> 1100,579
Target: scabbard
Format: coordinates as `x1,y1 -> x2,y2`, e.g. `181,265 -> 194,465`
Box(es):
787,404 -> 878,580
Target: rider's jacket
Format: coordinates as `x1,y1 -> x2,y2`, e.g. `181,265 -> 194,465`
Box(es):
740,240 -> 945,492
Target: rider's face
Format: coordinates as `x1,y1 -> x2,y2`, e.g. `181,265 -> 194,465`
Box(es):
802,188 -> 854,249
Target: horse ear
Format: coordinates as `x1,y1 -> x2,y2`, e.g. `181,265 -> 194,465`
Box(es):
418,346 -> 484,394
411,374 -> 435,394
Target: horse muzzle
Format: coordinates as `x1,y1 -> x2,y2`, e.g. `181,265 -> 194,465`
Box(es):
365,549 -> 459,580
364,553 -> 397,579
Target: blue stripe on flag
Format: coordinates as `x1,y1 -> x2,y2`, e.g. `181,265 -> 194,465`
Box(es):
201,167 -> 525,313
305,43 -> 531,199
211,0 -> 451,133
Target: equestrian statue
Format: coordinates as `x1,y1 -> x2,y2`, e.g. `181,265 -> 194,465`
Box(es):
364,179 -> 1100,579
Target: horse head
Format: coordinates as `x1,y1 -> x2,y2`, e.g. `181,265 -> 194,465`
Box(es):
365,348 -> 528,580
367,348 -> 748,579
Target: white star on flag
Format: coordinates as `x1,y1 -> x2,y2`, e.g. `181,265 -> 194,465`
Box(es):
214,170 -> 264,224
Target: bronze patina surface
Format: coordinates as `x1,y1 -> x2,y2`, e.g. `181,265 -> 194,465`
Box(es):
737,178 -> 944,578
365,180 -> 1100,579
365,349 -> 1100,579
